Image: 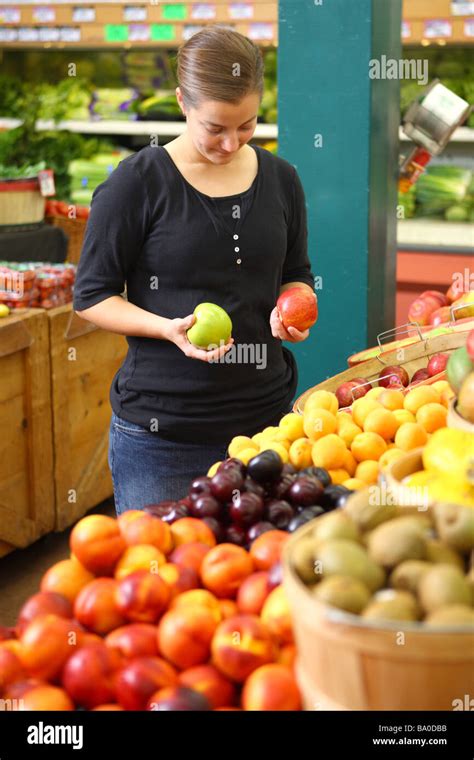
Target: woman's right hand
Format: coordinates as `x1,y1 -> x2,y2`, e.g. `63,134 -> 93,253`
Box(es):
166,314 -> 234,363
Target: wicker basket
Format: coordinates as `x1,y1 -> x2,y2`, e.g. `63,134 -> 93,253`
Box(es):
0,179 -> 45,225
45,215 -> 87,264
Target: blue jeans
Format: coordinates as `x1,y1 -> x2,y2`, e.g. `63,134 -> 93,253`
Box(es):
108,412 -> 230,514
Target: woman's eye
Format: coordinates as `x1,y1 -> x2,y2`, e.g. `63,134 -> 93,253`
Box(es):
207,128 -> 221,135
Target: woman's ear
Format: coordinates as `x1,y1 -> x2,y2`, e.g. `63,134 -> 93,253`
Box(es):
176,87 -> 186,117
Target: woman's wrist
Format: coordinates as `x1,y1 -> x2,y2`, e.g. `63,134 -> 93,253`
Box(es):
148,314 -> 173,341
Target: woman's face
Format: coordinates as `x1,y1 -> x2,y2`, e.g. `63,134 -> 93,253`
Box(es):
177,89 -> 260,164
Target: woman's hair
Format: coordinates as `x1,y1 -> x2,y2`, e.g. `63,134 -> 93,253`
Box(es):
176,26 -> 264,109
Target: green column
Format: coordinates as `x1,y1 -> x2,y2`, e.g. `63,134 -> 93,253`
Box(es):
278,0 -> 402,396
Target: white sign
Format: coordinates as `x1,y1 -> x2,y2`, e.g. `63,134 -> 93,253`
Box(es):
59,26 -> 81,41
0,8 -> 21,23
424,19 -> 452,38
248,22 -> 273,41
451,2 -> 474,15
0,27 -> 18,40
123,6 -> 147,22
128,23 -> 150,41
229,3 -> 253,20
18,26 -> 40,40
422,83 -> 469,127
72,7 -> 95,22
401,21 -> 411,39
39,26 -> 60,40
33,6 -> 56,22
191,3 -> 216,20
183,24 -> 204,40
464,18 -> 474,35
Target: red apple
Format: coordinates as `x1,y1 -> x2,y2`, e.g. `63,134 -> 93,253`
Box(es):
62,643 -> 121,709
410,368 -> 430,386
467,330 -> 474,362
446,280 -> 467,304
408,296 -> 440,326
378,365 -> 409,388
429,306 -> 451,327
335,378 -> 370,408
115,657 -> 178,710
276,288 -> 318,332
420,290 -> 449,308
427,353 -> 449,377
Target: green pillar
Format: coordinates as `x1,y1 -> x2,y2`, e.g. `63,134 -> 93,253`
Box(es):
278,0 -> 402,395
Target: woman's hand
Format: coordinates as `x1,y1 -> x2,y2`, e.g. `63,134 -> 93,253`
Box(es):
165,314 -> 234,362
270,306 -> 310,343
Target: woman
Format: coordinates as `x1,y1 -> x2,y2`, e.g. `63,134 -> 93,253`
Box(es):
74,27 -> 316,514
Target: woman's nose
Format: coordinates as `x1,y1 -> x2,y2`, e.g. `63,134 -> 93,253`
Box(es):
220,135 -> 239,152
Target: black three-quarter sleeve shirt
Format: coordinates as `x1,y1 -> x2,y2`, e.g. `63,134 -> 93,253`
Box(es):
73,144 -> 315,445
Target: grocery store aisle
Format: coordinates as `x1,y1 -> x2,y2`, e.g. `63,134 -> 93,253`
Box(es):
0,500 -> 115,627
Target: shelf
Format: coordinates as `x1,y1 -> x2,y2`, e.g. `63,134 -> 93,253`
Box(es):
398,219 -> 474,250
1,118 -> 471,144
0,117 -> 278,139
399,127 -> 474,143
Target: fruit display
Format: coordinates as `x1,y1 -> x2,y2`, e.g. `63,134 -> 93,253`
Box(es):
447,329 -> 474,426
0,261 -> 76,310
186,302 -> 233,350
407,282 -> 474,327
288,503 -> 474,625
0,512 -> 301,711
276,288 -> 318,332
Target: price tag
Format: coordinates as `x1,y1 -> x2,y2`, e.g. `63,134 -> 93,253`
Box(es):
183,24 -> 204,40
123,6 -> 147,22
128,24 -> 150,41
0,8 -> 21,23
38,170 -> 56,198
59,26 -> 81,41
18,27 -> 40,41
72,7 -> 95,22
229,2 -> 254,20
248,22 -> 273,40
33,7 -> 55,22
401,21 -> 411,39
451,1 -> 474,15
162,3 -> 187,20
464,18 -> 474,35
423,19 -> 452,38
39,26 -> 60,40
0,28 -> 18,41
105,24 -> 128,42
191,3 -> 216,20
150,23 -> 175,41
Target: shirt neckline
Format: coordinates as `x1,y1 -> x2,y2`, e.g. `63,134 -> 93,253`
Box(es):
160,144 -> 261,201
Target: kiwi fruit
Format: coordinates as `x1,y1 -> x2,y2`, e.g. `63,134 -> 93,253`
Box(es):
344,497 -> 397,532
425,539 -> 465,570
367,517 -> 427,568
311,511 -> 360,545
434,503 -> 474,554
418,564 -> 471,614
425,604 -> 474,627
362,590 -> 420,622
389,560 -> 432,595
316,539 -> 386,592
313,575 -> 371,614
292,536 -> 320,585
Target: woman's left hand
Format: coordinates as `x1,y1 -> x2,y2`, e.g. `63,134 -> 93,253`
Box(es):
270,306 -> 310,343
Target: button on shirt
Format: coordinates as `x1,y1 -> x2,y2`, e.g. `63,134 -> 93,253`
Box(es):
73,145 -> 315,445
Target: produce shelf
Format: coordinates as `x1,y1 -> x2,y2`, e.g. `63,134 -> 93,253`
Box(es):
398,219 -> 474,251
0,117 -> 278,140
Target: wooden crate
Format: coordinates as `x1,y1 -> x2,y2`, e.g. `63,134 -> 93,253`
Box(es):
48,304 -> 128,530
0,309 -> 55,557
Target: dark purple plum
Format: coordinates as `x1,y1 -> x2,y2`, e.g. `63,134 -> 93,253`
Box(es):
301,466 -> 332,488
218,458 -> 247,477
320,485 -> 352,510
201,517 -> 225,543
230,492 -> 264,527
188,476 -> 212,501
287,476 -> 324,507
210,469 -> 244,502
225,524 -> 247,547
159,503 -> 190,524
189,494 -> 222,519
246,521 -> 275,544
143,501 -> 177,519
265,499 -> 294,530
288,506 -> 324,532
246,451 -> 283,484
270,473 -> 297,500
281,463 -> 298,476
242,477 -> 265,499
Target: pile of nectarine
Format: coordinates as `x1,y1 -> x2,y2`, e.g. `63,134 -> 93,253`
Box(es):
0,511 -> 300,711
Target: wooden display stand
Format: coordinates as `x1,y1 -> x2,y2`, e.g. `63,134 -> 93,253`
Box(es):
47,304 -> 128,531
0,309 -> 55,558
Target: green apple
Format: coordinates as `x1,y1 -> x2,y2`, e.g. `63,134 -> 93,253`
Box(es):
186,302 -> 232,350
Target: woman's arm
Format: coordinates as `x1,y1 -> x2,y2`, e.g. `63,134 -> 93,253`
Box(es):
76,296 -> 234,362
